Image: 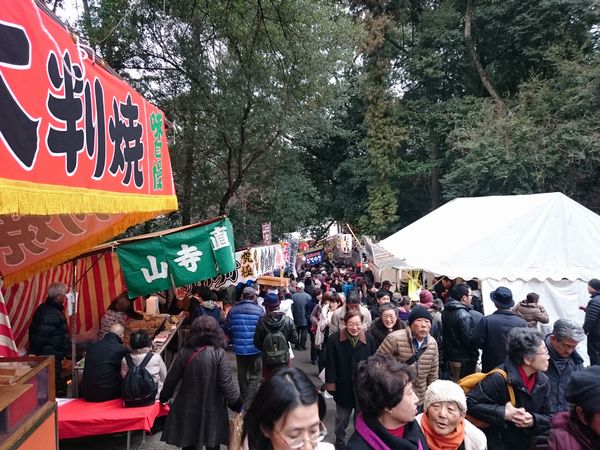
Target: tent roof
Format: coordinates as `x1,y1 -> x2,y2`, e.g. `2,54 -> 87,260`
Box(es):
379,192 -> 600,281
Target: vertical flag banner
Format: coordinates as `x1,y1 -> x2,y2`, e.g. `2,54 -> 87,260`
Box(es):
262,222 -> 272,245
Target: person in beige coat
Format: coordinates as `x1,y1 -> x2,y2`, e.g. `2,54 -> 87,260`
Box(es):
514,292 -> 549,328
416,380 -> 487,450
377,306 -> 439,405
121,330 -> 167,400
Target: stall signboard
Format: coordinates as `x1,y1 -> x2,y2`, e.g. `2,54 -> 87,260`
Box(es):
117,219 -> 235,297
283,238 -> 298,276
0,1 -> 178,285
304,247 -> 324,266
338,234 -> 353,254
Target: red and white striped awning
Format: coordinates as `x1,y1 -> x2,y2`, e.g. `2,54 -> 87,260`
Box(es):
0,274 -> 18,357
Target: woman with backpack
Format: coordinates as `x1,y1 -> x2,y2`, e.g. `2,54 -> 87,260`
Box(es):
120,330 -> 167,402
160,316 -> 243,450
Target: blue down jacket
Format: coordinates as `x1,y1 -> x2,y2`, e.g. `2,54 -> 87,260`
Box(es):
226,300 -> 264,356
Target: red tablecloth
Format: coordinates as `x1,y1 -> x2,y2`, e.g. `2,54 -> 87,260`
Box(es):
58,398 -> 169,439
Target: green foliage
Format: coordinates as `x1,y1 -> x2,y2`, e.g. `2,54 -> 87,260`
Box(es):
443,53 -> 600,211
73,0 -> 361,242
60,0 -> 600,243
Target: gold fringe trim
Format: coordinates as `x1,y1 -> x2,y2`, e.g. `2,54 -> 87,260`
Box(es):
0,178 -> 178,215
3,211 -> 171,286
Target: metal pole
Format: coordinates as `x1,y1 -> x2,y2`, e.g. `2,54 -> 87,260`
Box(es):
70,260 -> 78,397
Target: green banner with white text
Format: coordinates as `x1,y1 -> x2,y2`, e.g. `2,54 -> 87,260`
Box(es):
116,219 -> 236,297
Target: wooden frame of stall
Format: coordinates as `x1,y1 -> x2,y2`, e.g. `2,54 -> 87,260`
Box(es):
0,356 -> 57,450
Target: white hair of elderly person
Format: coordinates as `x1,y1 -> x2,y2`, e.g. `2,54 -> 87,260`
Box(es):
416,380 -> 487,450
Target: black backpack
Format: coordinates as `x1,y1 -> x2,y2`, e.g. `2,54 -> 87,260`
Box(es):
122,352 -> 158,407
262,326 -> 289,367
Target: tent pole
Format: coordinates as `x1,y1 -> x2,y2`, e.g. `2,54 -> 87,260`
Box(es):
70,260 -> 78,398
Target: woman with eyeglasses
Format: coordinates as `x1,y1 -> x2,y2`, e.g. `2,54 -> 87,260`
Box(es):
243,367 -> 332,450
346,353 -> 428,450
466,327 -> 552,450
325,309 -> 377,449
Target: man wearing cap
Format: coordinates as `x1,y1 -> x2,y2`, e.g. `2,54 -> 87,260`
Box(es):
442,283 -> 479,380
420,289 -> 442,344
472,286 -> 527,372
416,380 -> 487,450
538,366 -> 600,449
254,292 -> 298,378
225,286 -> 264,403
583,278 -> 600,366
378,280 -> 394,301
377,305 -> 439,405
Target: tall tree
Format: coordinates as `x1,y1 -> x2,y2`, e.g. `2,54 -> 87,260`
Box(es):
76,0 -> 360,236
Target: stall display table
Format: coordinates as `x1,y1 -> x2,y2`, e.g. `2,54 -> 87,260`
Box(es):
58,398 -> 168,449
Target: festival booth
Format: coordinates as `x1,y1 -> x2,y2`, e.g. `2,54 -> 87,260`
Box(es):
379,192 -> 600,363
0,1 -> 177,448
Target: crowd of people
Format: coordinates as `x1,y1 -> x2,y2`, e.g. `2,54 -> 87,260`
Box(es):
24,265 -> 600,450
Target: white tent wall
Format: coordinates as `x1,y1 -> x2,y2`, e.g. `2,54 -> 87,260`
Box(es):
481,278 -> 590,366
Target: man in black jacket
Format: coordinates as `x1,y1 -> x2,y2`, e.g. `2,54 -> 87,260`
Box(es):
82,324 -> 129,402
472,286 -> 527,372
442,282 -> 479,380
28,282 -> 70,395
583,278 -> 600,366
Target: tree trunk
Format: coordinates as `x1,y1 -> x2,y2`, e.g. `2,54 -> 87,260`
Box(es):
430,147 -> 441,210
464,0 -> 505,109
80,0 -> 94,44
180,144 -> 194,225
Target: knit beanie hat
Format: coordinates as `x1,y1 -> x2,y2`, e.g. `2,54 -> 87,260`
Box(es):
588,279 -> 600,292
263,293 -> 280,309
424,380 -> 467,414
419,290 -> 434,308
565,366 -> 600,412
408,305 -> 433,326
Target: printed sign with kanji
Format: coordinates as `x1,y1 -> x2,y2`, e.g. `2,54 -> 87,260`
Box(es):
116,218 -> 236,297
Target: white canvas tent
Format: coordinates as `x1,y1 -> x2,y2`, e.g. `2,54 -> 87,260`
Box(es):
379,192 -> 600,365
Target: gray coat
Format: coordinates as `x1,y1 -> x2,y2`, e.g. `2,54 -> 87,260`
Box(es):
160,346 -> 242,448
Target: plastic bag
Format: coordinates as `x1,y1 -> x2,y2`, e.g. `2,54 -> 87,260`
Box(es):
229,412 -> 244,450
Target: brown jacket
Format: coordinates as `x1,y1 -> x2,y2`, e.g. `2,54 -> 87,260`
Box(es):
514,300 -> 549,328
377,328 -> 439,404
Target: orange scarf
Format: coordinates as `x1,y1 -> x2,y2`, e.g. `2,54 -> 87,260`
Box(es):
420,413 -> 465,450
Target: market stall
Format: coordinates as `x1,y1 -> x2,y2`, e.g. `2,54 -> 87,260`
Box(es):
0,0 -> 178,447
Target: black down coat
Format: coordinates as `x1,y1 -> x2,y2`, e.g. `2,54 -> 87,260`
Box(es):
160,346 -> 242,449
442,300 -> 478,363
325,329 -> 377,410
472,310 -> 528,372
466,357 -> 552,450
583,292 -> 600,337
28,298 -> 69,358
81,332 -> 129,402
